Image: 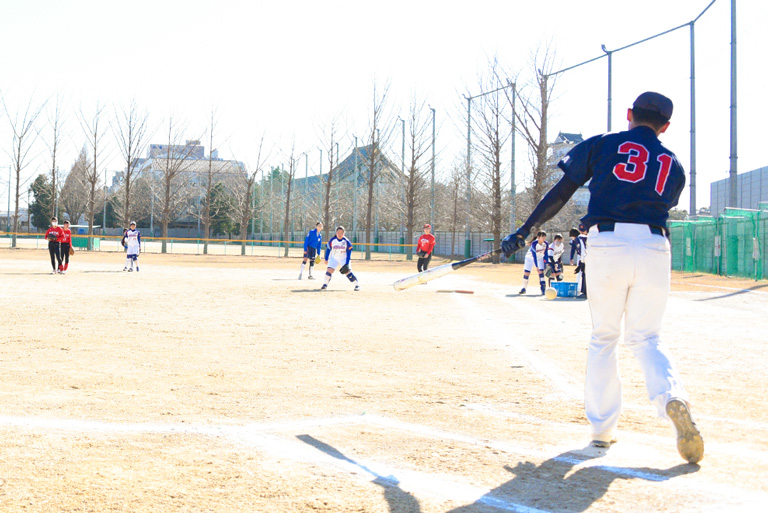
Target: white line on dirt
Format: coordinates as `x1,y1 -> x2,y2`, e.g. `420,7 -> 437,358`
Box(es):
451,291 -> 582,401
1,412 -> 766,510
464,403 -> 768,466
671,281 -> 768,295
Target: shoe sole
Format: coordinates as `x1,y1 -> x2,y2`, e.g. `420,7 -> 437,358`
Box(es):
666,399 -> 704,464
591,439 -> 616,448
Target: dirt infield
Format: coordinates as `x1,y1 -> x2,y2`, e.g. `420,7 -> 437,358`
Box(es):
1,248 -> 767,512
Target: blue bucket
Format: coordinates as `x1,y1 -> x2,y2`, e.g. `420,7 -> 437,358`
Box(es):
551,281 -> 579,297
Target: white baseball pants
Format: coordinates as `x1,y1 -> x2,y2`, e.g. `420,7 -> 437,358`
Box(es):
585,223 -> 689,442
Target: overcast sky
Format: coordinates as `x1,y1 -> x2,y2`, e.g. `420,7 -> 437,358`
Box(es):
0,0 -> 765,214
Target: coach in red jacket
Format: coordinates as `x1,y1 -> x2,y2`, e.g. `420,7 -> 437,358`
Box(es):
416,224 -> 436,272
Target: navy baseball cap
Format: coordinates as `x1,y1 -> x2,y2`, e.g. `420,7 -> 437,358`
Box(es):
633,92 -> 673,120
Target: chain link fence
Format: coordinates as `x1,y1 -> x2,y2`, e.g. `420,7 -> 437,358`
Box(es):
669,203 -> 767,280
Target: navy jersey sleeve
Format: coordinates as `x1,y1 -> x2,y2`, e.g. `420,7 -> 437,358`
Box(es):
557,135 -> 603,186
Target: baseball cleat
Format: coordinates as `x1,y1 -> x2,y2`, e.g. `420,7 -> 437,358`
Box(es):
128,268 -> 133,272
308,275 -> 314,280
321,284 -> 327,290
666,399 -> 704,464
354,285 -> 360,291
519,288 -> 526,295
123,267 -> 128,271
591,438 -> 617,448
298,274 -> 302,280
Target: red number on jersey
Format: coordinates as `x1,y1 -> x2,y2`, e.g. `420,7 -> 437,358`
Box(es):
655,154 -> 673,195
612,142 -> 649,183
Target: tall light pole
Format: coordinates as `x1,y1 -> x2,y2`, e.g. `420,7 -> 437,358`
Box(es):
549,0 -> 715,215
464,95 -> 472,258
103,168 -> 107,235
6,165 -> 10,233
429,106 -> 436,230
318,148 -> 323,221
601,44 -> 613,132
508,80 -> 517,235
728,0 -> 737,207
353,136 -> 358,235
464,82 -> 515,258
399,117 -> 405,254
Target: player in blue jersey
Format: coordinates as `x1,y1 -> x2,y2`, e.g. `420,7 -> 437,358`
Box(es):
299,222 -> 323,280
502,92 -> 703,464
321,226 -> 359,291
519,231 -> 548,295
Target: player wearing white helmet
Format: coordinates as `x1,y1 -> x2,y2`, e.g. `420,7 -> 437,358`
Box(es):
519,231 -> 548,295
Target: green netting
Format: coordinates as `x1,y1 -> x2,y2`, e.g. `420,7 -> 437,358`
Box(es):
669,205 -> 766,280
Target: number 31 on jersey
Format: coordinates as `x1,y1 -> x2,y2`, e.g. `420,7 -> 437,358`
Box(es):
612,141 -> 673,195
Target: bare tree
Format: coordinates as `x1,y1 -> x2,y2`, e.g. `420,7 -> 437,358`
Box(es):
402,96 -> 433,261
471,61 -> 514,263
113,99 -> 150,227
76,102 -> 110,250
281,143 -> 298,257
441,155 -> 467,257
317,116 -> 343,242
232,134 -> 268,255
509,47 -> 559,211
41,95 -> 65,219
155,118 -> 199,253
60,146 -> 91,226
1,93 -> 45,247
198,109 -> 230,254
360,81 -> 393,261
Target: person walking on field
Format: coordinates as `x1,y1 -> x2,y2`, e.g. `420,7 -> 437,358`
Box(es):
416,224 -> 436,272
501,91 -> 704,464
59,220 -> 72,274
299,222 -> 323,280
44,217 -> 64,274
321,226 -> 359,291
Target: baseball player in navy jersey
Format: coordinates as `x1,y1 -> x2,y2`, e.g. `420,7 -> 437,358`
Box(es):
321,226 -> 359,291
502,92 -> 703,464
519,231 -> 548,295
299,222 -> 323,280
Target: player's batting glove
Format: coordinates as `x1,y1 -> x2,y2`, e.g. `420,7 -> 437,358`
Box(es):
501,228 -> 529,258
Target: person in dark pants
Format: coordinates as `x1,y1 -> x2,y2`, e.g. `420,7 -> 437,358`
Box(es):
60,220 -> 72,273
416,224 -> 436,272
44,217 -> 64,274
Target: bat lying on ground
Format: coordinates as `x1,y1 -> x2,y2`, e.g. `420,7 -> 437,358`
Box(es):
393,248 -> 503,291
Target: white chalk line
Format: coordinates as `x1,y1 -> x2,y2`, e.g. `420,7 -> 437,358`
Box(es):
671,281 -> 768,295
452,291 -> 582,401
1,412 -> 767,510
465,403 -> 768,466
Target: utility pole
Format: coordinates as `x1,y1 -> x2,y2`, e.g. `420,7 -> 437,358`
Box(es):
430,106 -> 436,230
